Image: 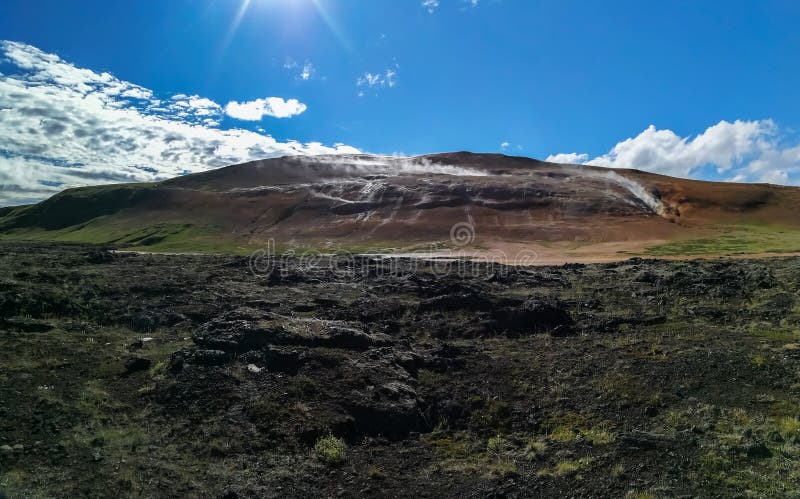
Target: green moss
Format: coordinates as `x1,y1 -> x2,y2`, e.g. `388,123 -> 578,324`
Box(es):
487,435 -> 508,454
544,412 -> 616,445
469,398 -> 512,430
624,492 -> 657,499
746,328 -> 800,342
660,403 -> 800,494
426,435 -> 474,460
487,458 -> 519,478
314,435 -> 347,465
593,372 -> 649,403
424,431 -> 524,478
76,380 -> 120,415
539,457 -> 594,477
367,466 -> 386,480
548,425 -> 577,443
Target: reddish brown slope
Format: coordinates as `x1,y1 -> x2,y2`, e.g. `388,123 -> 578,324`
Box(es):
2,152 -> 800,258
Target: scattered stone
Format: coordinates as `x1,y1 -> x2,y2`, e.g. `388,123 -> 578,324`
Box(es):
190,349 -> 229,367
87,250 -> 115,264
319,325 -> 392,350
745,442 -> 772,459
124,357 -> 152,373
419,291 -> 493,312
495,298 -> 574,335
128,339 -> 144,351
264,347 -> 304,375
620,431 -> 684,449
130,313 -> 157,333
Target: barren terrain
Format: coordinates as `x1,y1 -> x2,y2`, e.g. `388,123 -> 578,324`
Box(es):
2,242 -> 800,497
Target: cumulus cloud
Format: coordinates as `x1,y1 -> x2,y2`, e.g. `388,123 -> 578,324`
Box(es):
0,40 -> 356,205
546,120 -> 800,185
224,97 -> 307,120
545,152 -> 589,164
500,141 -> 510,150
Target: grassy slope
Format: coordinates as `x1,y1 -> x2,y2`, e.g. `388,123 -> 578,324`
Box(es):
0,183 -> 255,254
0,222 -> 251,254
7,218 -> 800,259
645,224 -> 800,257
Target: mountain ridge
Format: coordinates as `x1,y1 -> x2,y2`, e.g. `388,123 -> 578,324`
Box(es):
2,152 -> 800,261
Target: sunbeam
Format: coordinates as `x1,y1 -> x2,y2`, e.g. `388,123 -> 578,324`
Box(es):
311,0 -> 351,51
217,0 -> 252,56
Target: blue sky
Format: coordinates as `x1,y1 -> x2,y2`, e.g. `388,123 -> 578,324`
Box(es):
1,0 -> 800,204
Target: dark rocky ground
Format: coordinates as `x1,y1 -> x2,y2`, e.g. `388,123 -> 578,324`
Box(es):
1,241 -> 800,498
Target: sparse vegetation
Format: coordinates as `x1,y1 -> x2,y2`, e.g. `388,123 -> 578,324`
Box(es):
645,224 -> 800,257
3,242 -> 800,496
314,435 -> 347,465
538,457 -> 594,477
544,412 -> 616,445
523,439 -> 548,461
486,435 -> 508,454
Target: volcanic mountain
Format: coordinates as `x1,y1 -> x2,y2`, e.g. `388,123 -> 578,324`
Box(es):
3,152 -> 800,262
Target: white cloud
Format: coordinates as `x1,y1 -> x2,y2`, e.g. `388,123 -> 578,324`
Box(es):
224,97 -> 307,120
300,62 -> 314,81
547,120 -> 800,185
422,0 -> 439,13
284,58 -> 315,81
545,152 -> 589,164
385,69 -> 397,88
425,0 -> 481,13
0,41 -> 357,205
587,120 -> 772,176
356,68 -> 398,95
500,141 -> 510,150
162,94 -> 224,125
357,72 -> 381,87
